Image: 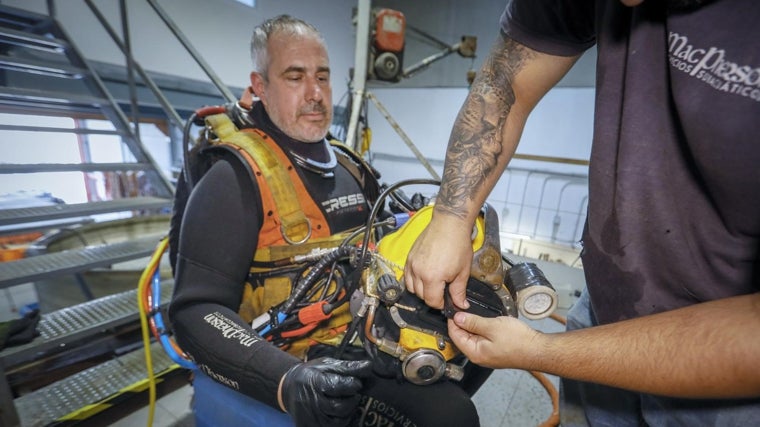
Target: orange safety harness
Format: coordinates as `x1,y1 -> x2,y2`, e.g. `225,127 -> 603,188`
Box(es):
203,113 -> 378,358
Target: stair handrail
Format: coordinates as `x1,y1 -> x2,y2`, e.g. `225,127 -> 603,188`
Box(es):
145,0 -> 237,104
81,0 -> 185,130
42,0 -> 240,195
39,3 -> 176,197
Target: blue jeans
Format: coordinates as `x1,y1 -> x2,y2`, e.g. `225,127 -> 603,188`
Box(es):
560,289 -> 760,427
191,365 -> 480,427
192,370 -> 294,427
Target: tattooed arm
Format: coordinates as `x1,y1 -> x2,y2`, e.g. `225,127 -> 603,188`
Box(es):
404,35 -> 579,309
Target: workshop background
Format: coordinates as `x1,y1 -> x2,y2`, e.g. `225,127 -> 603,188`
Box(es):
0,0 -> 592,426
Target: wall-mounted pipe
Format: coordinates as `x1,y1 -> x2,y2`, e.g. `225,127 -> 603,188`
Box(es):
514,170 -> 539,233
530,175 -> 567,238
549,180 -> 587,243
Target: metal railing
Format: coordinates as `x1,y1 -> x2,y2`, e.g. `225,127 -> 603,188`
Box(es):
495,167 -> 588,247
370,152 -> 589,249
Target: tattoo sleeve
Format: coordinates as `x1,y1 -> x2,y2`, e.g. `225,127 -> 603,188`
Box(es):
436,36 -> 535,219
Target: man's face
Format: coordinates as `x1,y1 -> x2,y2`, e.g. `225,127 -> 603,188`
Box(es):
252,33 -> 333,143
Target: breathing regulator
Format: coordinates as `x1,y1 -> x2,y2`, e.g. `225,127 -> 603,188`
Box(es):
342,182 -> 559,386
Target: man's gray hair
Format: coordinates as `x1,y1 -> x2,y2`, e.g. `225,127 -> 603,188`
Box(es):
250,15 -> 326,80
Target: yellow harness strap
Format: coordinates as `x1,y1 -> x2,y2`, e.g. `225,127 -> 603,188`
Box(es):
205,113 -> 311,244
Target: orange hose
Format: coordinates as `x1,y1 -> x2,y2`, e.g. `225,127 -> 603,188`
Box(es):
531,370 -> 560,427
549,313 -> 567,325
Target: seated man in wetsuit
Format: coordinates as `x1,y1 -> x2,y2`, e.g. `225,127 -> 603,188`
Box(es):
169,14 -> 485,427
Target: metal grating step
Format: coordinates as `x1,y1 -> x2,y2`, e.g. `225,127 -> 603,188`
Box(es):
43,283 -> 173,340
0,123 -> 123,135
14,340 -> 180,427
0,25 -> 67,54
0,162 -> 155,174
0,6 -> 48,32
0,282 -> 174,368
0,235 -> 164,289
0,53 -> 86,78
0,197 -> 172,227
0,217 -> 95,238
0,86 -> 106,115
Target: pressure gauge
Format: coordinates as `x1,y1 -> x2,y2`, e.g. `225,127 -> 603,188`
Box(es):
505,262 -> 559,320
516,285 -> 558,320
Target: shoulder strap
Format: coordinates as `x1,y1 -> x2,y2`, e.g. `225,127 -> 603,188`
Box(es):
204,113 -> 312,244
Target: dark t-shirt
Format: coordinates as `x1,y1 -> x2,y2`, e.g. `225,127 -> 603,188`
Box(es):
502,0 -> 760,324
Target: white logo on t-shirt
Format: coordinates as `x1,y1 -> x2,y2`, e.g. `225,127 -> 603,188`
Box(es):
668,31 -> 760,102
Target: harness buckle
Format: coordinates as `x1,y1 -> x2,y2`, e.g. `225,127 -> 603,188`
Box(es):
281,218 -> 312,245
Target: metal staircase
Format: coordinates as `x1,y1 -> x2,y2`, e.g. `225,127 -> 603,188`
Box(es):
0,3 -> 235,425
0,5 -> 176,194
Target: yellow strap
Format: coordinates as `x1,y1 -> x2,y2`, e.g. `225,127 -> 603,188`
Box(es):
205,113 -> 311,244
251,228 -> 362,266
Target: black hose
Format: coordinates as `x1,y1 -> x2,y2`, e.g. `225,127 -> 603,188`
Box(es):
334,315 -> 362,358
182,112 -> 198,191
388,188 -> 415,213
281,246 -> 355,314
247,264 -> 308,282
302,264 -> 343,305
338,217 -> 396,251
358,178 -> 441,264
251,257 -> 308,268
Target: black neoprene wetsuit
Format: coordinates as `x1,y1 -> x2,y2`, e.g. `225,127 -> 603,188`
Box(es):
169,103 -> 484,426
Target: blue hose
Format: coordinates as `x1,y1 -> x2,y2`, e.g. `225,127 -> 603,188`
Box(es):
151,269 -> 196,370
257,311 -> 288,336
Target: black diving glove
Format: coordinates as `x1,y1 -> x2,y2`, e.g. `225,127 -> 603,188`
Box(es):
281,357 -> 372,427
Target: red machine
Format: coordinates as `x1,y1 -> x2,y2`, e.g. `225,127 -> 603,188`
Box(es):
371,8 -> 406,81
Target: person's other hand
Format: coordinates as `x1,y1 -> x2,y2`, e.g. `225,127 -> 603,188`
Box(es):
279,357 -> 372,427
448,312 -> 541,369
404,215 -> 473,309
